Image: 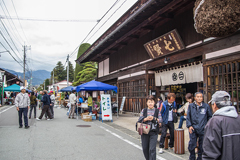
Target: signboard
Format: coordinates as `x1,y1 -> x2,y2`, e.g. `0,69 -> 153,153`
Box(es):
101,94 -> 112,121
144,29 -> 185,59
120,96 -> 126,112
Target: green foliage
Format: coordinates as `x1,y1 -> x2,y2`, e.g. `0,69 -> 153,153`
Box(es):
73,62 -> 97,86
74,43 -> 91,81
61,92 -> 65,100
54,61 -> 66,82
68,61 -> 74,82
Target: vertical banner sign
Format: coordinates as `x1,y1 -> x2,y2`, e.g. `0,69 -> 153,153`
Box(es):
101,94 -> 112,121
120,96 -> 126,112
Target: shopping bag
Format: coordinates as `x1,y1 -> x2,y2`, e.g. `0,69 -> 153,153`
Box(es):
137,122 -> 150,135
66,106 -> 71,116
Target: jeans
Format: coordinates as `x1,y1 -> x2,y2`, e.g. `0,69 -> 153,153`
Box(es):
29,105 -> 36,118
159,121 -> 174,148
141,133 -> 158,160
188,131 -> 204,160
89,106 -> 92,113
18,107 -> 28,127
178,116 -> 186,128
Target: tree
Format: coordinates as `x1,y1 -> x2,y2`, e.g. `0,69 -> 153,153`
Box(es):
73,62 -> 97,86
68,61 -> 74,82
74,43 -> 91,81
54,61 -> 66,82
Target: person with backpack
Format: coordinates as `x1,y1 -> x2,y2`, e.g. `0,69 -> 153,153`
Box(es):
159,93 -> 177,154
138,95 -> 162,160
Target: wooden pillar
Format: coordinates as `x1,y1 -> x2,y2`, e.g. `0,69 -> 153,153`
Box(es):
146,69 -> 149,96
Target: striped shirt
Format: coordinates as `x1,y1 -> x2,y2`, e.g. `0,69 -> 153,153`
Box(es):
140,108 -> 162,125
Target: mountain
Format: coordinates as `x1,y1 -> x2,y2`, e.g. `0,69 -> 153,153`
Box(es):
2,68 -> 51,86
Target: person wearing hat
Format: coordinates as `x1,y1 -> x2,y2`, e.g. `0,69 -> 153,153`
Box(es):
186,92 -> 212,160
15,86 -> 30,129
202,91 -> 240,160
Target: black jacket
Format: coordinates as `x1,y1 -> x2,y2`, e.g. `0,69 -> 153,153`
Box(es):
41,94 -> 51,105
202,106 -> 240,160
186,102 -> 212,135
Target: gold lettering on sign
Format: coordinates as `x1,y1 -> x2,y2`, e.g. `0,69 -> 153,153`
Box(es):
171,33 -> 181,50
146,45 -> 155,58
164,40 -> 175,51
153,44 -> 163,55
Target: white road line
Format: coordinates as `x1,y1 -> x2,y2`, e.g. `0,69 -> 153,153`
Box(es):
0,105 -> 15,114
99,125 -> 167,160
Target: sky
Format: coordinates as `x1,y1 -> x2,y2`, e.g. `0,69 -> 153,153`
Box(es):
0,0 -> 138,72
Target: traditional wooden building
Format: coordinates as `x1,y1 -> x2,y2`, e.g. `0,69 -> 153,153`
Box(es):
76,0 -> 240,112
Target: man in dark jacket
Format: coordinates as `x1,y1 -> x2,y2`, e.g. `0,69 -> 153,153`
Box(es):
203,91 -> 240,160
159,93 -> 177,154
186,92 -> 212,160
36,90 -> 52,120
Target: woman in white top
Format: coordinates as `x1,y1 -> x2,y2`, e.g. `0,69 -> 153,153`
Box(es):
177,93 -> 193,128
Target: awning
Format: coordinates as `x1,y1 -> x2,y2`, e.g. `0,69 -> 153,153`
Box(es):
155,63 -> 203,86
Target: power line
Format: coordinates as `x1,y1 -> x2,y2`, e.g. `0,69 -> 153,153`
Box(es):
0,41 -> 23,67
86,0 -> 127,43
0,0 -> 25,44
0,15 -> 100,23
10,0 -> 29,44
69,0 -> 120,58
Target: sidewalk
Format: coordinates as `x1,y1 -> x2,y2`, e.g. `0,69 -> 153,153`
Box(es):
103,112 -> 190,160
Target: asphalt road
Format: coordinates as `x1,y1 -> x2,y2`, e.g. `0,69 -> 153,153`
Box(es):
0,105 -> 186,160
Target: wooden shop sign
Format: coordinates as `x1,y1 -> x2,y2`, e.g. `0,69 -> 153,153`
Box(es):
144,29 -> 185,59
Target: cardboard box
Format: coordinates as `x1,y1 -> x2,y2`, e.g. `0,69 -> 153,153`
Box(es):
82,115 -> 92,122
81,103 -> 88,108
81,112 -> 89,118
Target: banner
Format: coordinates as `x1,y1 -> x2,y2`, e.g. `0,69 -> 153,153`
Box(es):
101,94 -> 112,121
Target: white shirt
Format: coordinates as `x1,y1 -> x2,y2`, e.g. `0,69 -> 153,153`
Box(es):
69,93 -> 76,104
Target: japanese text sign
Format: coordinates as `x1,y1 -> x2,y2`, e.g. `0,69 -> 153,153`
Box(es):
101,94 -> 112,121
144,29 -> 185,59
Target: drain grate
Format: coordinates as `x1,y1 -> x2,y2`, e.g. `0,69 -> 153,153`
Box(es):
76,125 -> 91,127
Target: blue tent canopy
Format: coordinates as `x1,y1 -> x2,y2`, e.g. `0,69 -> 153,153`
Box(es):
4,84 -> 20,92
58,86 -> 74,92
71,87 -> 76,91
76,80 -> 118,93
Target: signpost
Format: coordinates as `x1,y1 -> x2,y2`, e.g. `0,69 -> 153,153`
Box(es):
101,94 -> 112,122
119,96 -> 126,114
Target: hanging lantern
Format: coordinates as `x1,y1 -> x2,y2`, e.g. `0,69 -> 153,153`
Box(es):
193,0 -> 240,37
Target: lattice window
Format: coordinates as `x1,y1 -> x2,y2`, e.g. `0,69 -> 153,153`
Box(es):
207,61 -> 240,112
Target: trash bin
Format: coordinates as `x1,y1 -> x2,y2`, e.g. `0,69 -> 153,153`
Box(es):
174,128 -> 185,154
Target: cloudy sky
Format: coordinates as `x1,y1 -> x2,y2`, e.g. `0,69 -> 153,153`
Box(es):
0,0 -> 137,72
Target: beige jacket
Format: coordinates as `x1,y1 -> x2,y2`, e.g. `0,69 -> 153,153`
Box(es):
177,102 -> 189,118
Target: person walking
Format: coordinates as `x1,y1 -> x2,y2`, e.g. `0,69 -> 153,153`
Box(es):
49,91 -> 55,118
87,92 -> 93,113
37,91 -> 43,110
159,93 -> 177,154
156,97 -> 163,109
68,90 -> 76,119
29,92 -> 37,119
36,90 -> 53,120
202,91 -> 240,160
186,92 -> 212,160
15,86 -> 30,129
177,93 -> 193,128
138,95 -> 162,160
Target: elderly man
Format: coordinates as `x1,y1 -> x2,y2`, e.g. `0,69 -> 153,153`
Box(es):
36,90 -> 52,120
203,91 -> 240,160
15,86 -> 30,129
49,91 -> 55,118
186,92 -> 212,160
68,90 -> 76,119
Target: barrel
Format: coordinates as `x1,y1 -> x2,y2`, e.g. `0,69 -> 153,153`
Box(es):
174,128 -> 185,154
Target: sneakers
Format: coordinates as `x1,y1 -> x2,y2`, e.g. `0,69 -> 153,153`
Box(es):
159,148 -> 163,154
36,118 -> 41,121
47,119 -> 53,121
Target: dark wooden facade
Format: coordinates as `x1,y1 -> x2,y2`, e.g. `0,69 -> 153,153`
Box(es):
76,0 -> 240,112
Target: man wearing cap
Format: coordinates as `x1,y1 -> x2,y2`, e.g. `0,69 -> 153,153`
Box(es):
186,92 -> 212,160
36,90 -> 53,120
202,91 -> 240,160
15,86 -> 30,129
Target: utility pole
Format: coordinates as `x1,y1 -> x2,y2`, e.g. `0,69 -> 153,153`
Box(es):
30,70 -> 32,90
67,54 -> 69,87
23,45 -> 31,87
44,80 -> 45,90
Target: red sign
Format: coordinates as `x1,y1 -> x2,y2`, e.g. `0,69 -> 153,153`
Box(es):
144,29 -> 185,59
104,115 -> 110,117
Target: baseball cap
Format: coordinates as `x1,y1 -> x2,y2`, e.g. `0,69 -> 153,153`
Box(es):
208,91 -> 231,104
50,91 -> 53,93
20,86 -> 26,91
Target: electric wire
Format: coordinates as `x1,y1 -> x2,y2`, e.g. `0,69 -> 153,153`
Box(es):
10,0 -> 29,44
69,0 -> 120,58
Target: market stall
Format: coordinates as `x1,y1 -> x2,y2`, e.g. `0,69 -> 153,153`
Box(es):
75,80 -> 118,122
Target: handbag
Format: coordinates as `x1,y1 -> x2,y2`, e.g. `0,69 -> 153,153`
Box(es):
137,122 -> 150,135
